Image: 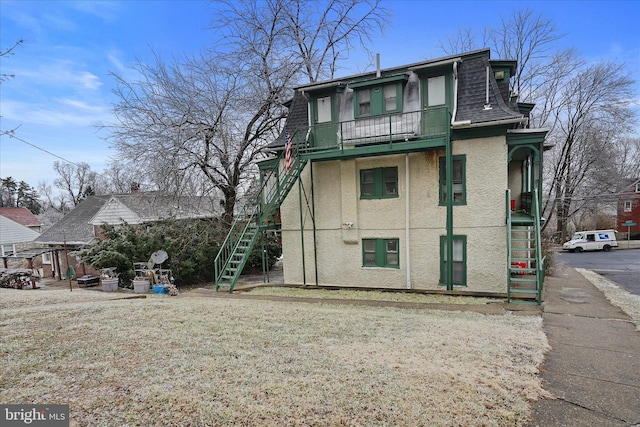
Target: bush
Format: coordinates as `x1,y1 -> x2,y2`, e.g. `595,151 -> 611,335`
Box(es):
78,219 -> 282,286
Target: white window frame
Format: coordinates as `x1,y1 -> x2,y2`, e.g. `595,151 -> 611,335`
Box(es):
624,200 -> 632,212
1,244 -> 16,257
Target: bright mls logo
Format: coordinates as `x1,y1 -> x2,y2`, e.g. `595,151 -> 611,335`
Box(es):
1,405 -> 69,426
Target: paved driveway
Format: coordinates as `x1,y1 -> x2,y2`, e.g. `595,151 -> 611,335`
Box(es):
557,248 -> 640,295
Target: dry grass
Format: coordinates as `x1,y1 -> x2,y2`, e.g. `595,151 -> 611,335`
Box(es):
245,286 -> 499,305
1,288 -> 550,426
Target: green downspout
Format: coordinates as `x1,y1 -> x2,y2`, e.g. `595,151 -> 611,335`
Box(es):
446,121 -> 454,291
311,162 -> 319,285
298,174 -> 306,285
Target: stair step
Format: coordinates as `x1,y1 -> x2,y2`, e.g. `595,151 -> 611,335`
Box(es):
510,277 -> 538,283
509,288 -> 539,294
510,268 -> 538,273
511,257 -> 536,262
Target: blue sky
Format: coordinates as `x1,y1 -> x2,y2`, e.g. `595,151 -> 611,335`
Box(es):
1,0 -> 639,192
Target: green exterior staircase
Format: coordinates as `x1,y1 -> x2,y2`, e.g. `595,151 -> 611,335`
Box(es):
506,189 -> 545,304
214,135 -> 307,292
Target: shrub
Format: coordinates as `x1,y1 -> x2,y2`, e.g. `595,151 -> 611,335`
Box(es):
78,219 -> 281,286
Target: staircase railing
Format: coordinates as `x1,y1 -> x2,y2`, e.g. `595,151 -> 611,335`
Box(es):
506,189 -> 513,301
213,129 -> 307,291
532,188 -> 544,303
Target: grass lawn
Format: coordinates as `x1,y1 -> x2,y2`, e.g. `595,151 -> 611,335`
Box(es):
1,288 -> 550,426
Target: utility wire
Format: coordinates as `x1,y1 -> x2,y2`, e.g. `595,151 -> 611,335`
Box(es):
2,128 -> 83,168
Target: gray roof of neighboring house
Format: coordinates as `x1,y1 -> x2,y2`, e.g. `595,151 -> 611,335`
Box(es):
35,195 -> 109,245
91,193 -> 218,225
35,193 -> 219,246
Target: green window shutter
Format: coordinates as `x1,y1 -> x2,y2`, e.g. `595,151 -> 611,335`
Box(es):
439,155 -> 466,205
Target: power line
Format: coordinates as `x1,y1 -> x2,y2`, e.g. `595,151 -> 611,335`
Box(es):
2,128 -> 83,168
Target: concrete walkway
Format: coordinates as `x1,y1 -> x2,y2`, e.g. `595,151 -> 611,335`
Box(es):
528,267 -> 640,426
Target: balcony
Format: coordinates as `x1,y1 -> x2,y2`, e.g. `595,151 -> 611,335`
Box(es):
298,106 -> 449,161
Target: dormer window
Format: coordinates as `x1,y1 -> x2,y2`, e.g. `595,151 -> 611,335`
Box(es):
355,83 -> 401,118
635,182 -> 640,193
358,89 -> 371,115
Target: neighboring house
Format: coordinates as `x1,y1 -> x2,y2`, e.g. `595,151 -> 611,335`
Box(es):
0,209 -> 42,268
214,49 -> 549,303
0,207 -> 43,233
35,193 -> 218,279
617,178 -> 640,235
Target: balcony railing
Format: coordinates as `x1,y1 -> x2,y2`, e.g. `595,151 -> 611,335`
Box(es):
301,106 -> 448,155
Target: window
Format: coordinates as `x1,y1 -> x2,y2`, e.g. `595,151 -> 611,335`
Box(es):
363,238 -> 400,268
586,234 -> 595,242
42,252 -> 52,264
427,75 -> 446,106
1,244 -> 16,257
624,200 -> 632,212
316,96 -> 332,123
440,236 -> 466,286
360,167 -> 398,199
384,84 -> 397,111
358,89 -> 371,116
355,83 -> 401,117
439,155 -> 466,205
635,182 -> 640,193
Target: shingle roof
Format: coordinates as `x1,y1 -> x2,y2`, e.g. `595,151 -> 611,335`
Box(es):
35,193 -> 219,245
268,91 -> 310,149
455,54 -> 523,124
96,194 -> 218,224
35,196 -> 109,245
0,207 -> 42,227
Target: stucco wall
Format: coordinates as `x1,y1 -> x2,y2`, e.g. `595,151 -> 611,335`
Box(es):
281,136 -> 509,293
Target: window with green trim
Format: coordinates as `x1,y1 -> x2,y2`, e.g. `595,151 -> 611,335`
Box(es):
363,238 -> 399,268
355,83 -> 402,117
439,155 -> 466,205
360,167 -> 398,199
439,235 -> 466,286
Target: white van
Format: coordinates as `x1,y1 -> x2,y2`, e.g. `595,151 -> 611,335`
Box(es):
563,230 -> 618,252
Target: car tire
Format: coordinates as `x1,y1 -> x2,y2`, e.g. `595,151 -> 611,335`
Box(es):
575,247 -> 583,253
603,244 -> 611,252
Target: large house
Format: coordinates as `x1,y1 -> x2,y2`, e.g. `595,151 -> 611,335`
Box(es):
617,178 -> 640,236
0,207 -> 42,269
36,193 -> 218,279
215,49 -> 549,303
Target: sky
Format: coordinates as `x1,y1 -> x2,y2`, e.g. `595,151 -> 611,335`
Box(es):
1,0 -> 639,193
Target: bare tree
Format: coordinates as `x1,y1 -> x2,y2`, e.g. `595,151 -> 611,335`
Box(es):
37,181 -> 69,213
215,0 -> 389,83
102,0 -> 388,223
52,161 -> 98,207
542,61 -> 635,242
0,39 -> 23,84
438,9 -> 638,241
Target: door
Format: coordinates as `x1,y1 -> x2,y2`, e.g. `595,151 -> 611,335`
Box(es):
421,75 -> 447,137
313,95 -> 337,149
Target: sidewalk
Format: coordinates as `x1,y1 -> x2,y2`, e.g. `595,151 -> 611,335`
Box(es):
528,267 -> 640,426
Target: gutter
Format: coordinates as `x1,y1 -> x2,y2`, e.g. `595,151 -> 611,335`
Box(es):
451,117 -> 527,129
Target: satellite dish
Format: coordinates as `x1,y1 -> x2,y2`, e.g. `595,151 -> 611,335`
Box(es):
150,250 -> 168,266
